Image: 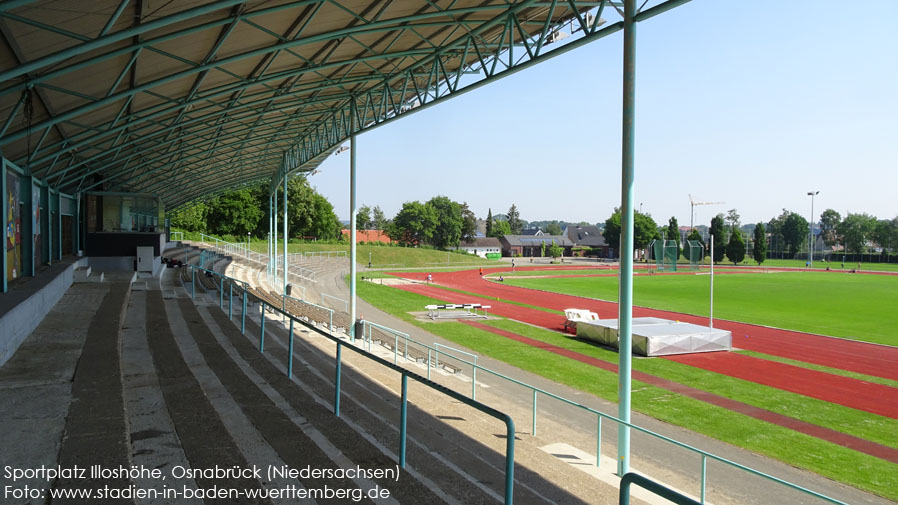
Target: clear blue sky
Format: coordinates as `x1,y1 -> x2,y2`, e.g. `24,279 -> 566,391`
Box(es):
311,1 -> 897,229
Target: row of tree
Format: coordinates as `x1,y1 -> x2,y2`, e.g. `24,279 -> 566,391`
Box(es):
168,176 -> 342,241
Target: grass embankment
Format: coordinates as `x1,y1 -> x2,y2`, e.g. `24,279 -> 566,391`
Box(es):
248,241 -> 497,268
356,279 -> 898,500
502,272 -> 898,346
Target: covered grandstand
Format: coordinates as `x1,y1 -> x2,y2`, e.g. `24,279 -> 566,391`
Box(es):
0,2 -> 881,505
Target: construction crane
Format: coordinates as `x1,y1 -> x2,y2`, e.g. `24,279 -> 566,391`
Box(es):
689,194 -> 725,231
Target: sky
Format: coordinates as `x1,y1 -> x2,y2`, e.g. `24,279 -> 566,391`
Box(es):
308,1 -> 898,229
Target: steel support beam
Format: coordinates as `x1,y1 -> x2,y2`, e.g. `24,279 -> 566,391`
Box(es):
282,170 -> 287,298
617,0 -> 636,477
349,122 -> 358,342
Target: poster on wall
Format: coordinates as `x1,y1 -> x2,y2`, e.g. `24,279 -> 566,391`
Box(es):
33,185 -> 40,268
5,173 -> 20,279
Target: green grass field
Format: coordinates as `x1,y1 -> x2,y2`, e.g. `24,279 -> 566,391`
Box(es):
501,271 -> 898,346
247,241 -> 497,268
355,278 -> 898,500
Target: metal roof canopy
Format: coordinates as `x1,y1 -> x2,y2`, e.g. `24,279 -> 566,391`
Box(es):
1,0 -> 684,209
0,0 -> 693,486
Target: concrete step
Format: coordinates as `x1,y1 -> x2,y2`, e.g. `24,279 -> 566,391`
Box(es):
72,266 -> 91,282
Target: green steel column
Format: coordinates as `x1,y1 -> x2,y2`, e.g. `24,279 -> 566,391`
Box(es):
56,193 -> 61,260
22,176 -> 34,277
1,160 -> 6,292
273,186 -> 278,279
349,109 -> 358,341
266,195 -> 274,278
74,193 -> 80,254
41,185 -> 49,266
617,0 -> 637,477
283,173 -> 287,298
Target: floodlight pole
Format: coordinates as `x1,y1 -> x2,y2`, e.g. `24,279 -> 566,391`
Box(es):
807,191 -> 818,267
617,0 -> 636,477
349,101 -> 358,342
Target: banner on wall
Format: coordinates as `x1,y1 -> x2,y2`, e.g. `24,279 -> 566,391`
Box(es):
5,173 -> 20,279
33,185 -> 40,267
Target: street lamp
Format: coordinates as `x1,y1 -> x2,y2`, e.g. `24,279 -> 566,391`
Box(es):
807,191 -> 819,267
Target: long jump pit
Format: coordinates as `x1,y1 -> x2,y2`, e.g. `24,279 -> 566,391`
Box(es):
576,317 -> 732,357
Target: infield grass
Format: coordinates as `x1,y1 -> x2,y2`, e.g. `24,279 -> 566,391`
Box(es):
502,271 -> 898,346
355,279 -> 898,500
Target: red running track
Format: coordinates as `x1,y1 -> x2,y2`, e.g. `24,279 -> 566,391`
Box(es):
398,267 -> 898,382
460,320 -> 898,464
393,274 -> 898,419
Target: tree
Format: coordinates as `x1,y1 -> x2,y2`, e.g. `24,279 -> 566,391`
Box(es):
781,211 -> 809,256
371,205 -> 388,230
548,240 -> 563,259
389,201 -> 437,245
306,193 -> 341,240
666,217 -> 681,259
507,204 -> 523,235
356,205 -> 371,230
604,208 -> 659,258
540,241 -> 546,257
275,176 -> 340,241
427,196 -> 463,249
820,209 -> 841,248
725,208 -> 741,228
460,202 -> 477,242
872,218 -> 898,253
205,187 -> 264,237
490,219 -> 511,237
546,222 -> 562,235
709,214 -> 726,263
485,208 -> 493,237
752,223 -> 767,265
836,213 -> 877,255
169,201 -> 207,232
726,226 -> 746,265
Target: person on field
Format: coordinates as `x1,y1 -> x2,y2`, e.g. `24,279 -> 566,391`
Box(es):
479,267 -> 483,277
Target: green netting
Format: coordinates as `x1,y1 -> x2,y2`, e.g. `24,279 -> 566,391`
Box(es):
652,239 -> 678,271
686,240 -> 703,270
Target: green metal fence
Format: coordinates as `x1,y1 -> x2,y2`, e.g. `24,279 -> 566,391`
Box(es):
185,263 -> 516,504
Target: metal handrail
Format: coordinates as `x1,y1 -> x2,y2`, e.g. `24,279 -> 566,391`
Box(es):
619,473 -> 701,505
184,263 -> 516,505
346,313 -> 850,505
182,261 -> 849,505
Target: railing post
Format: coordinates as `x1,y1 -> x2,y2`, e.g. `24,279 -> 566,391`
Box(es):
400,373 -> 408,468
219,277 -> 223,308
597,415 -> 602,468
335,342 -> 342,416
504,417 -> 515,505
427,349 -> 431,380
472,357 -> 477,400
532,390 -> 537,436
229,282 -> 233,319
260,302 -> 265,352
701,455 -> 707,503
191,267 -> 195,299
241,289 -> 247,334
288,319 -> 294,378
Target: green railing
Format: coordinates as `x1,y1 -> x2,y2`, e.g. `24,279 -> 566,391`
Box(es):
184,263 -> 516,505
619,473 -> 701,505
341,304 -> 852,505
184,258 -> 850,505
